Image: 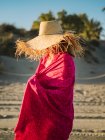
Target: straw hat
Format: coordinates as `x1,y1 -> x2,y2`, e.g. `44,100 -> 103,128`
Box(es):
27,20 -> 65,50
16,20 -> 86,60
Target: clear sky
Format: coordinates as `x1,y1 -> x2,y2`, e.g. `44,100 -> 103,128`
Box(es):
0,0 -> 105,32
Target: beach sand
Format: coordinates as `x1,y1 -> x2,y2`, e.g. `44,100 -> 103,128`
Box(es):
0,81 -> 105,140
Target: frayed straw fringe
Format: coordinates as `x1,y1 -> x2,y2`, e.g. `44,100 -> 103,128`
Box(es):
15,33 -> 86,60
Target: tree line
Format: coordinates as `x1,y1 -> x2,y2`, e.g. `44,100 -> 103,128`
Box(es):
32,10 -> 103,40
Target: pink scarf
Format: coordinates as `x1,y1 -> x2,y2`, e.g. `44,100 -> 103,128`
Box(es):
14,52 -> 75,140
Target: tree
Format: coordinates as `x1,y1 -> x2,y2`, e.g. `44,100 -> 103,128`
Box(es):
31,21 -> 40,30
64,14 -> 84,33
32,11 -> 55,30
79,14 -> 102,40
38,11 -> 55,21
102,7 -> 105,11
57,10 -> 84,32
57,9 -> 67,26
31,10 -> 102,40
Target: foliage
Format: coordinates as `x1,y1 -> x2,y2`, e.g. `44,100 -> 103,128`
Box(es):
32,21 -> 40,30
79,14 -> 102,40
0,24 -> 38,57
32,10 -> 103,40
57,10 -> 84,33
32,11 -> 55,30
38,11 -> 55,21
0,61 -> 4,72
102,7 -> 105,11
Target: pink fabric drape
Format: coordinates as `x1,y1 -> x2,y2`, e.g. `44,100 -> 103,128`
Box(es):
14,52 -> 75,140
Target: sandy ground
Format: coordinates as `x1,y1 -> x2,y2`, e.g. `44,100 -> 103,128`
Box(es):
0,44 -> 105,140
0,81 -> 105,139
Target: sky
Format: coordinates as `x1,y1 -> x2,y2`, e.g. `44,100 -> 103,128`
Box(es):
0,0 -> 105,36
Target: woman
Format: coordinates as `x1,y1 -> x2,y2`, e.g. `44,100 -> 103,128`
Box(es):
14,20 -> 85,140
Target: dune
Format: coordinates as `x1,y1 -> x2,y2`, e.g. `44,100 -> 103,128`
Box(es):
0,56 -> 38,82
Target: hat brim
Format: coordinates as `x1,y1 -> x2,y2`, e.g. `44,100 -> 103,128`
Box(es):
26,34 -> 64,50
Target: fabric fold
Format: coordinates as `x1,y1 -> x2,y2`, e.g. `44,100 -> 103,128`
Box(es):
14,52 -> 75,140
